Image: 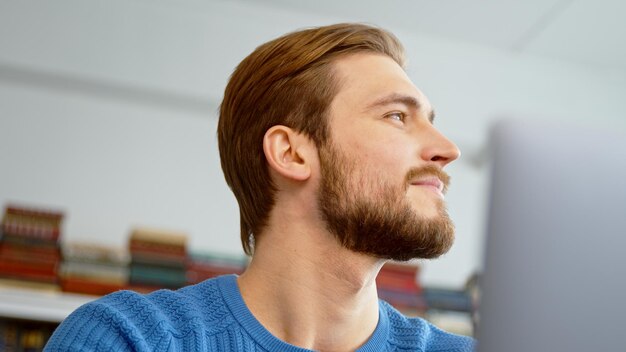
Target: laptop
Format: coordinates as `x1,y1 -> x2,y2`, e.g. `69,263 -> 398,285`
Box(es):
477,119 -> 626,352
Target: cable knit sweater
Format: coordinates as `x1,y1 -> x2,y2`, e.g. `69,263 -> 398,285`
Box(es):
44,275 -> 474,351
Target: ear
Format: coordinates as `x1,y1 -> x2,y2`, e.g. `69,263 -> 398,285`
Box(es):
263,125 -> 312,182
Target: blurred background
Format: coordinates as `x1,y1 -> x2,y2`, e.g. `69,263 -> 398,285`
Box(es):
1,0 -> 625,289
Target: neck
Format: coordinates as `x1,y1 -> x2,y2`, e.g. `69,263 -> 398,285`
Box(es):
237,220 -> 385,351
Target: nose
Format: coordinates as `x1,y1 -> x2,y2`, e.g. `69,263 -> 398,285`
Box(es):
419,125 -> 460,168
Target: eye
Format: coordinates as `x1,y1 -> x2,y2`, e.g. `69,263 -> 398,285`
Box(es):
385,111 -> 406,122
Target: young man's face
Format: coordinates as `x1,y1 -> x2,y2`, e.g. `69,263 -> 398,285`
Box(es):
317,52 -> 460,261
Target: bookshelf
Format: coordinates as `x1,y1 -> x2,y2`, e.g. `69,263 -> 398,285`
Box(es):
0,284 -> 95,323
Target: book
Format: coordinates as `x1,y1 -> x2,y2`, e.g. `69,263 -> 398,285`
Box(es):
422,287 -> 472,312
0,278 -> 60,292
378,287 -> 426,309
130,252 -> 186,268
60,277 -> 125,296
59,261 -> 129,285
1,205 -> 64,242
59,242 -> 130,295
62,242 -> 129,266
186,251 -> 247,284
129,264 -> 186,288
129,227 -> 187,248
376,262 -> 424,313
0,204 -> 64,284
0,258 -> 58,283
0,243 -> 60,263
128,227 -> 189,289
376,271 -> 421,293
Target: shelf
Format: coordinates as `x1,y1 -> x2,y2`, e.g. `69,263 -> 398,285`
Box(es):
0,284 -> 96,323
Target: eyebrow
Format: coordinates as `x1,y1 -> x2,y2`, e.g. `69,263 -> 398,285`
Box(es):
365,93 -> 435,123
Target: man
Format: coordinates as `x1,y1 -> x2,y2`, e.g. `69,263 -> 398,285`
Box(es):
45,23 -> 474,351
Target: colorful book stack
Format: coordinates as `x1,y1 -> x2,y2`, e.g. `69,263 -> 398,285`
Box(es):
422,287 -> 472,313
128,227 -> 188,291
376,262 -> 426,315
59,242 -> 130,296
186,251 -> 247,285
0,205 -> 64,284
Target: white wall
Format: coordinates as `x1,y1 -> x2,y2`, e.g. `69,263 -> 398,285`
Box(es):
1,0 -> 625,287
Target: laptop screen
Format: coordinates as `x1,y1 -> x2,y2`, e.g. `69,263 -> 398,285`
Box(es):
477,119 -> 626,352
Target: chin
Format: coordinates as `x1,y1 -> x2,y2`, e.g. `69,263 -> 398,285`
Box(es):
410,205 -> 442,220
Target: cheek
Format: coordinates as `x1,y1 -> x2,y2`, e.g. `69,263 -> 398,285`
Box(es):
338,124 -> 416,181
351,137 -> 412,171
349,144 -> 410,187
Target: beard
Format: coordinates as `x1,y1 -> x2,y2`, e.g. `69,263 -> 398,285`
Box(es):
317,142 -> 455,261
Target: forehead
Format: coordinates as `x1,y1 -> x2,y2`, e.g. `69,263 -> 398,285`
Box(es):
329,53 -> 432,115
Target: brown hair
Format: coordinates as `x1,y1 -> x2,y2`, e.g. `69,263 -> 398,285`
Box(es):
218,23 -> 405,255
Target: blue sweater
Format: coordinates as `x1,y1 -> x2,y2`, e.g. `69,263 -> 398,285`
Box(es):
45,275 -> 474,351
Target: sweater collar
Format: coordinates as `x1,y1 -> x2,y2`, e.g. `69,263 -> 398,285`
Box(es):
217,274 -> 389,351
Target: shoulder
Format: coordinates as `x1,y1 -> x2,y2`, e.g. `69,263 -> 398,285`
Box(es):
45,276 -> 234,351
380,301 -> 476,352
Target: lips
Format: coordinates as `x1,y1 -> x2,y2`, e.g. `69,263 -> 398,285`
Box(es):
410,177 -> 445,194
